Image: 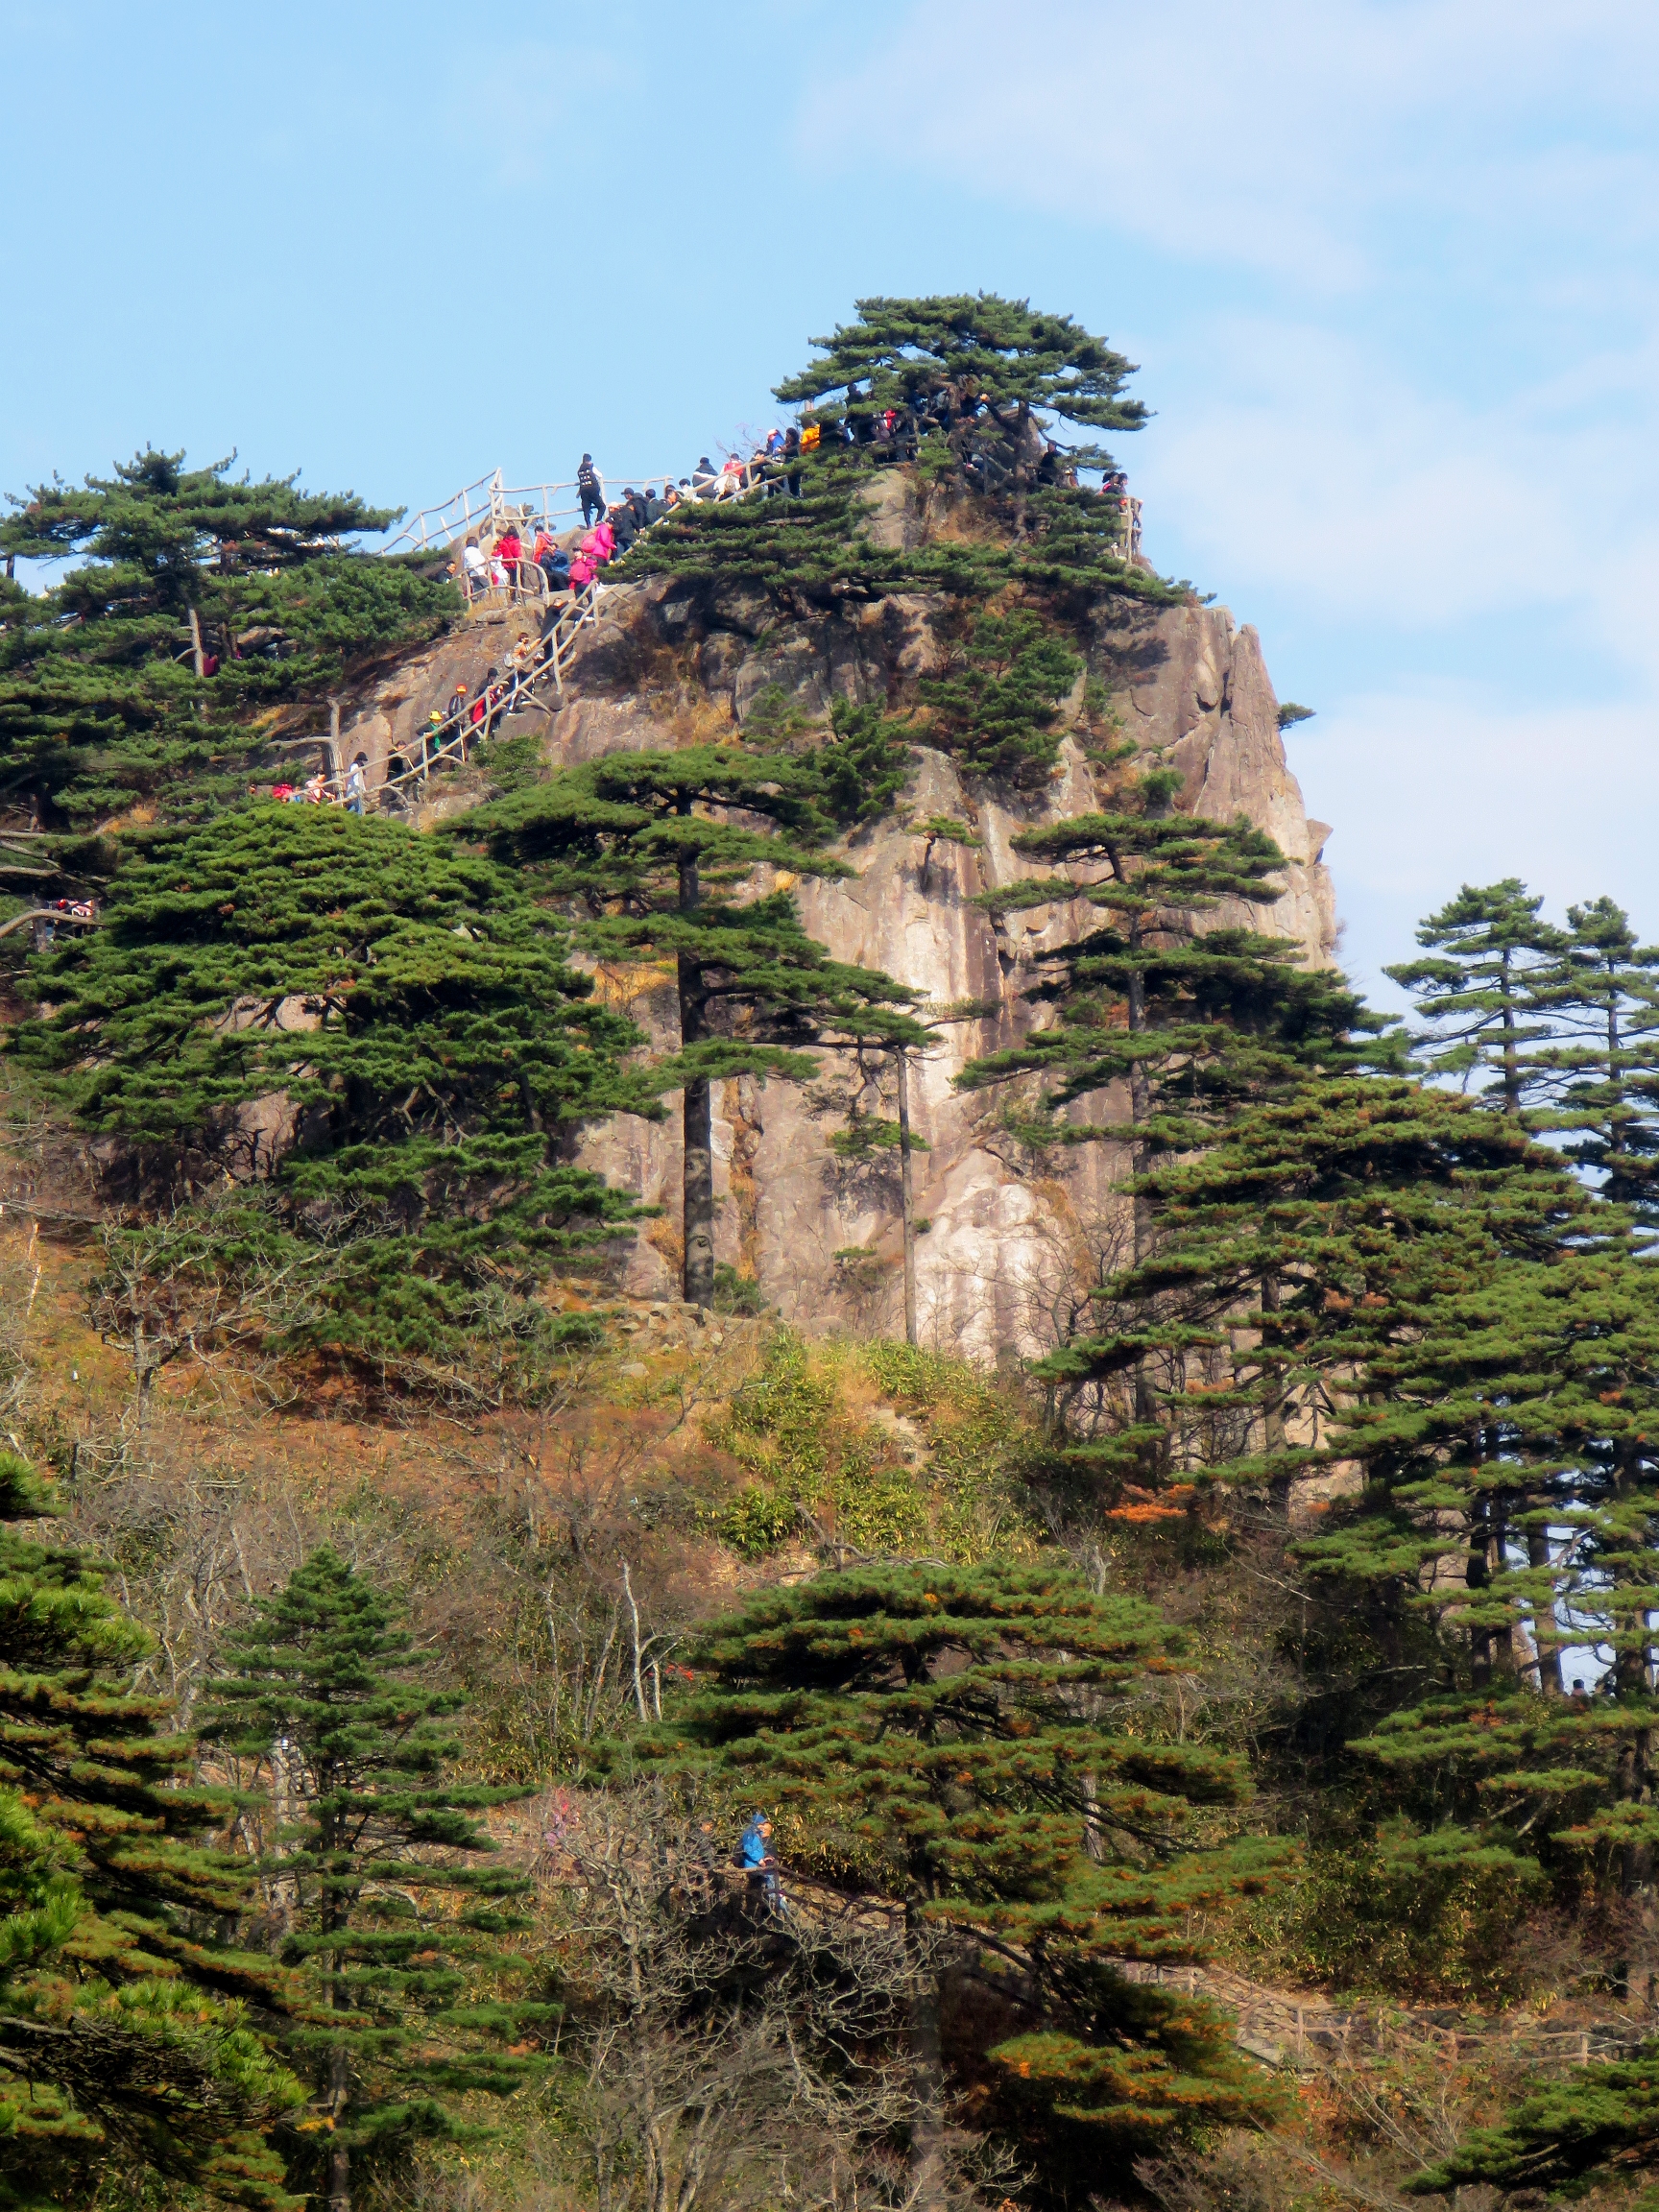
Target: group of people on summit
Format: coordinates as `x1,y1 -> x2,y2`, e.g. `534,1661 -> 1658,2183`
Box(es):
450,384 -> 1143,613
404,395 -> 1142,800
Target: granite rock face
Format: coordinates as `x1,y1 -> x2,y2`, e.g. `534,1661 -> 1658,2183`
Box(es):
365,493 -> 1338,1361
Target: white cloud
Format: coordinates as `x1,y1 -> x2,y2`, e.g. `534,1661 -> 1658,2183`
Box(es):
1138,317 -> 1659,656
1295,685 -> 1659,991
798,0 -> 1659,290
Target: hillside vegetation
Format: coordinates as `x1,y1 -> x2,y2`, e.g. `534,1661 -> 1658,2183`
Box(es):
3,298 -> 1659,2212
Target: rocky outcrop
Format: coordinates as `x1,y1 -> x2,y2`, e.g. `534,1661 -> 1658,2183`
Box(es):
367,486 -> 1339,1360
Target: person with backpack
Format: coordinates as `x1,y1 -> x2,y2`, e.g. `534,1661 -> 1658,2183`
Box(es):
581,518 -> 615,570
577,454 -> 606,526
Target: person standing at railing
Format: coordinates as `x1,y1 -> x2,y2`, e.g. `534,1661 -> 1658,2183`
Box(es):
612,495 -> 639,555
507,632 -> 534,711
346,756 -> 368,816
690,456 -> 718,499
577,454 -> 606,527
495,521 -> 523,598
461,538 -> 487,600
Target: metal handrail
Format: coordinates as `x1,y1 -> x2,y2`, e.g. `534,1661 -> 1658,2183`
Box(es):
373,459 -> 794,810
384,460 -> 770,557
373,577 -> 608,806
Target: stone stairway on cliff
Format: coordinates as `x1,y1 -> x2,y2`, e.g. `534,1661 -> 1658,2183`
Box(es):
370,461 -> 776,811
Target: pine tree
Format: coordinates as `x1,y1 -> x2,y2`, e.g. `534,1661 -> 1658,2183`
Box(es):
1407,2039 -> 1659,2199
200,1548 -> 553,2212
0,447 -> 456,830
1108,1073 -> 1659,1904
632,1561 -> 1276,2178
622,296 -> 1183,617
462,747 -> 926,1307
956,766 -> 1373,1230
774,293 -> 1149,528
1385,878 -> 1567,1113
916,607 -> 1081,786
0,1449 -> 300,2210
1523,895 -> 1659,1232
15,804 -> 654,1374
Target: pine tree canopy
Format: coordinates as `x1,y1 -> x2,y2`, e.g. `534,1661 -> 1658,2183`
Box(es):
956,777 -> 1377,1155
0,1449 -> 300,2211
774,293 -> 1150,461
1385,878 -> 1567,1114
1407,2039 -> 1659,2198
629,1560 -> 1276,2155
0,446 -> 456,831
1089,1070 -> 1659,1898
461,746 -> 926,1304
916,609 -> 1081,784
14,804 -> 654,1368
1522,895 -> 1659,1232
200,1547 -> 551,2210
634,1560 -> 1266,1937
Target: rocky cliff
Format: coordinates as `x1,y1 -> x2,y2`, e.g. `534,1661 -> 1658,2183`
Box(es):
341,481 -> 1336,1360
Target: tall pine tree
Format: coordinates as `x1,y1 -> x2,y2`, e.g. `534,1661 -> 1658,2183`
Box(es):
956,767 -> 1371,1207
1385,878 -> 1566,1114
632,1561 -> 1275,2189
1109,1073 -> 1659,1905
462,747 -> 926,1307
0,446 -> 455,830
774,292 -> 1149,528
0,1450 -> 299,2211
1523,894 -> 1659,1232
14,803 -> 654,1374
201,1548 -> 552,2212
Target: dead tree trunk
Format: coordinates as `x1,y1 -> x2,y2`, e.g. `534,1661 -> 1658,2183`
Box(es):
896,1047 -> 918,1348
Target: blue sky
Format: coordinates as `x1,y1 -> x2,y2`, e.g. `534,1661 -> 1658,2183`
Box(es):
4,0 -> 1656,1003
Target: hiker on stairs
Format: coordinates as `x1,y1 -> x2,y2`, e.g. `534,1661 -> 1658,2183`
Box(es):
577,454 -> 606,526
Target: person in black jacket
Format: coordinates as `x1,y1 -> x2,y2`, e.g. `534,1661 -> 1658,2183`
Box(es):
577,454 -> 606,526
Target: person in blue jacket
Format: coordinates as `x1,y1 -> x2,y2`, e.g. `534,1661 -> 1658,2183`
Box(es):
737,1815 -> 781,1911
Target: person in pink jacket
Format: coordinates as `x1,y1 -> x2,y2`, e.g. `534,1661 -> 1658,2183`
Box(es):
582,519 -> 615,566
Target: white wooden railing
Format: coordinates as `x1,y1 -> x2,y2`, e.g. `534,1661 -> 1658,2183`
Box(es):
369,458 -> 791,810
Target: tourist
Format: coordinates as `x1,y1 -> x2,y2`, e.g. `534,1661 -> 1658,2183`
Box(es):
577,453 -> 606,526
737,1815 -> 781,1912
461,538 -> 487,598
345,756 -> 368,815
